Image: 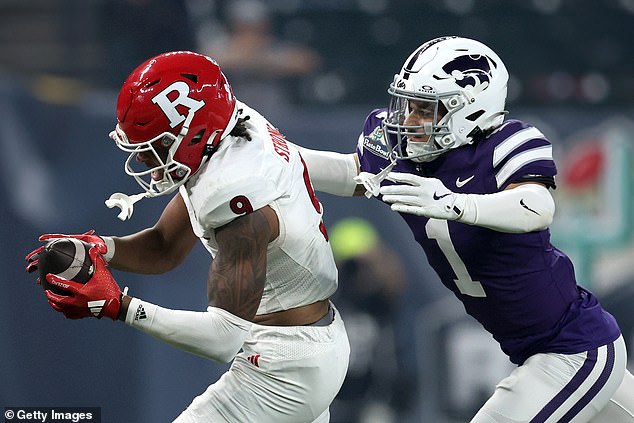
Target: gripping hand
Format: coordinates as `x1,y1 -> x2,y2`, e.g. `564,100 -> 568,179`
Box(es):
25,245 -> 45,283
45,246 -> 122,320
25,230 -> 109,277
39,229 -> 107,251
379,172 -> 466,220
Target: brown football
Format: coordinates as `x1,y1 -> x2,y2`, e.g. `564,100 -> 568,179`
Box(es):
38,238 -> 93,295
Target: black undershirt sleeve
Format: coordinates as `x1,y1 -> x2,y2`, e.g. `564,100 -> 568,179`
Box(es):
510,175 -> 557,189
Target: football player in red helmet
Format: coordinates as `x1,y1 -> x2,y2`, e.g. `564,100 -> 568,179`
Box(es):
104,51 -> 240,219
27,51 -> 350,423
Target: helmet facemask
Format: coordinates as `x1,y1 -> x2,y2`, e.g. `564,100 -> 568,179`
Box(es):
383,85 -> 464,163
110,110 -> 196,197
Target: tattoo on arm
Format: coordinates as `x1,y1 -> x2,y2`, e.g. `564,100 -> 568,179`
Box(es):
207,208 -> 274,321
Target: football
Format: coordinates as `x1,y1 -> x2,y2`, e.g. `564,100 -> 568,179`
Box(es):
38,238 -> 94,295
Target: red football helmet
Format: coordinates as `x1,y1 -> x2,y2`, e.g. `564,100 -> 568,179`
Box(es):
110,51 -> 238,196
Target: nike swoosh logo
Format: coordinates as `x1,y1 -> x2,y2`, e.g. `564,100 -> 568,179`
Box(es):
433,192 -> 452,200
456,175 -> 475,188
520,199 -> 540,215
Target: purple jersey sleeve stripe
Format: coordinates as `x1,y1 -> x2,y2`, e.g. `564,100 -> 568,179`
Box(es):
557,342 -> 615,422
493,126 -> 546,167
495,145 -> 553,188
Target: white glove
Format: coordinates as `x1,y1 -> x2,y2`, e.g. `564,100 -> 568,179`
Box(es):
379,172 -> 466,220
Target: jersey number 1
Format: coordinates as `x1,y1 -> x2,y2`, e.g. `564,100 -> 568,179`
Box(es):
426,219 -> 486,297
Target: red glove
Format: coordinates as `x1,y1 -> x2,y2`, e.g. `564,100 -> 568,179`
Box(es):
25,230 -> 107,276
25,245 -> 45,283
40,229 -> 107,250
44,246 -> 122,320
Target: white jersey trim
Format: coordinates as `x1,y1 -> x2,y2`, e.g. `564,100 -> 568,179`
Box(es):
495,145 -> 553,188
493,126 -> 545,167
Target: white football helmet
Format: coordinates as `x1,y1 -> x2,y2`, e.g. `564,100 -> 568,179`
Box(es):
383,36 -> 509,162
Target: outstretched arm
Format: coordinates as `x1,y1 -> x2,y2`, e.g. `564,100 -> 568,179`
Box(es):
295,146 -> 360,196
381,173 -> 555,234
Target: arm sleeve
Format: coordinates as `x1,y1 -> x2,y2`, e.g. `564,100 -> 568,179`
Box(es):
125,298 -> 252,363
457,183 -> 555,233
294,146 -> 359,196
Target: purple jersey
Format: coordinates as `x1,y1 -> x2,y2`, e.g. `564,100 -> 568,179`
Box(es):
356,109 -> 621,364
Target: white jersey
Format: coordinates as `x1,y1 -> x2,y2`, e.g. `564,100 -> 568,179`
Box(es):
179,102 -> 337,315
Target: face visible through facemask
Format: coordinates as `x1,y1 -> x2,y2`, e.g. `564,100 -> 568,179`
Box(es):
403,99 -> 442,162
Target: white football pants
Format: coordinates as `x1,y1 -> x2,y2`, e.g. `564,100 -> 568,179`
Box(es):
471,335 -> 634,422
173,304 -> 350,423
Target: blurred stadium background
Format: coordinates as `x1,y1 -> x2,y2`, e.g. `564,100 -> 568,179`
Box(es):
1,1 -> 633,422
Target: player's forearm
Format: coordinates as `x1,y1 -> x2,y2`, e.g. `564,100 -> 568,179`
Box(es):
107,228 -> 196,274
294,146 -> 359,196
107,193 -> 199,273
121,296 -> 252,363
457,183 -> 555,233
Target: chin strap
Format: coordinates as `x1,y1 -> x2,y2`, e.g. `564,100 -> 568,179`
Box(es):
105,192 -> 150,221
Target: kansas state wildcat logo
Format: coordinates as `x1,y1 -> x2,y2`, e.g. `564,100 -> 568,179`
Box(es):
439,54 -> 494,91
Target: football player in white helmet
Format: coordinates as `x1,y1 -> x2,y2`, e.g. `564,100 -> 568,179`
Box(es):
383,35 -> 508,163
26,51 -> 349,423
294,36 -> 634,422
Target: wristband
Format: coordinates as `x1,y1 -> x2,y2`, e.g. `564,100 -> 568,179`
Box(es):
102,236 -> 115,261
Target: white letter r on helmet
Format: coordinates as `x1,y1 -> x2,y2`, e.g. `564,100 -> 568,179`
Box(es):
152,81 -> 205,128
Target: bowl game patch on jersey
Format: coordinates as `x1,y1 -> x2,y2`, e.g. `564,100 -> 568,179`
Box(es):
363,125 -> 391,160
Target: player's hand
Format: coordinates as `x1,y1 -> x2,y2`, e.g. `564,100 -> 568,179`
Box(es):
44,246 -> 122,320
39,229 -> 108,252
25,230 -> 108,277
25,245 -> 45,284
380,172 -> 466,220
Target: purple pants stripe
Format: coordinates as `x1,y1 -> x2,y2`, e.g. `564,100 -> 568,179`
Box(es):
528,343 -> 612,423
557,342 -> 615,422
